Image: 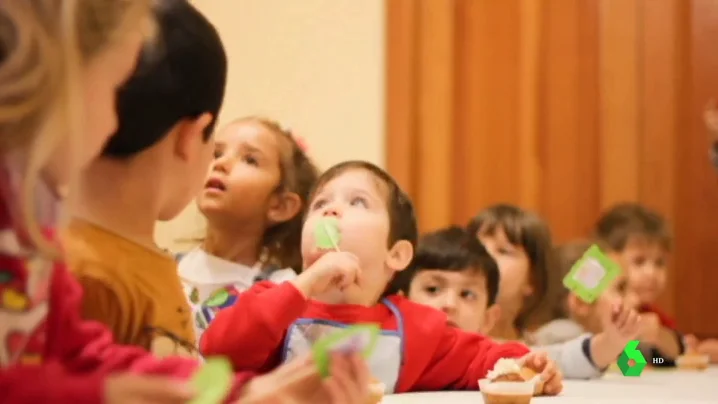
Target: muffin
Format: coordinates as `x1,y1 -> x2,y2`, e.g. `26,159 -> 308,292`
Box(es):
478,359 -> 536,404
676,353 -> 710,371
366,378 -> 385,404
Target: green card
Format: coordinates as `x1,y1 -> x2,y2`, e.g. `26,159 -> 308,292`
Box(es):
312,324 -> 380,378
189,357 -> 233,404
315,217 -> 341,250
562,244 -> 621,304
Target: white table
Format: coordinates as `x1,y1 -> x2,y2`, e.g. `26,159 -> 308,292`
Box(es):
381,367 -> 718,403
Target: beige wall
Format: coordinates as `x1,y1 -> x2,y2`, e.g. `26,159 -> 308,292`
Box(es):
156,0 -> 386,250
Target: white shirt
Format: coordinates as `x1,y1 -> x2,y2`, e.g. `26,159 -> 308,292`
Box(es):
177,247 -> 296,347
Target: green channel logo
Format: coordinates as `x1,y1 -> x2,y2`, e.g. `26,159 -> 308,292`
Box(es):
617,340 -> 647,376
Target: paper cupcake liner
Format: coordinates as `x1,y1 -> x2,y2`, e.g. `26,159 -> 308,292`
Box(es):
478,379 -> 536,395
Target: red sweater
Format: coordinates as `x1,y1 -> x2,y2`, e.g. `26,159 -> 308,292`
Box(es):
639,304 -> 677,329
201,281 -> 530,392
0,168 -> 254,403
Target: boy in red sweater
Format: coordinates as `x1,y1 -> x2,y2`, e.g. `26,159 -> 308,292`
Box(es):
202,161 -> 563,394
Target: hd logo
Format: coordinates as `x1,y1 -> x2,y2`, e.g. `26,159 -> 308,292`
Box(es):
618,340 -> 662,376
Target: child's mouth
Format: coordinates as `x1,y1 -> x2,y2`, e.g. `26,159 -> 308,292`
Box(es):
205,178 -> 226,191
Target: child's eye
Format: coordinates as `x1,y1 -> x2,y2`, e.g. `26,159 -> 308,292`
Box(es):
243,154 -> 259,166
497,247 -> 514,256
460,290 -> 477,301
424,285 -> 440,295
632,256 -> 646,266
654,258 -> 666,268
312,199 -> 327,210
350,196 -> 368,207
213,149 -> 223,159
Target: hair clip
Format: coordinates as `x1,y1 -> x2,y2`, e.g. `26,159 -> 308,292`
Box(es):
293,135 -> 309,153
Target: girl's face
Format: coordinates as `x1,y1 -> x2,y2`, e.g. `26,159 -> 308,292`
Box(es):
198,121 -> 284,225
478,227 -> 533,319
45,31 -> 145,187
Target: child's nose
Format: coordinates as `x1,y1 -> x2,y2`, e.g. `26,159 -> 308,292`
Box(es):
211,156 -> 231,174
441,293 -> 458,311
322,207 -> 340,217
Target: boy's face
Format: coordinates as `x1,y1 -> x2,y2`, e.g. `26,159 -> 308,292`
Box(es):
408,269 -> 499,334
612,236 -> 668,305
301,168 -> 412,304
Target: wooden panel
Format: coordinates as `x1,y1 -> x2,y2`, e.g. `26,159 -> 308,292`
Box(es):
638,0 -> 682,317
385,0 -> 417,195
540,0 -> 601,243
456,0 -> 522,222
598,0 -> 641,208
517,0 -> 542,212
415,1 -> 455,231
386,0 -> 718,336
674,0 -> 718,336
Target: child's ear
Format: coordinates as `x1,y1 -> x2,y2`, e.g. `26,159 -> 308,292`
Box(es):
267,191 -> 302,225
567,293 -> 592,318
386,240 -> 413,272
481,303 -> 502,335
175,113 -> 213,160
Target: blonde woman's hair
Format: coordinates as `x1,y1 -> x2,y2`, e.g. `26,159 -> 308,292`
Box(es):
0,0 -> 154,256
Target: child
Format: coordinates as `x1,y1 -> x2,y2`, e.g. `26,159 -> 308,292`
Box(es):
178,117 -> 319,343
65,0 -> 226,357
594,203 -> 684,363
0,0 -> 369,402
0,0 -> 210,401
466,204 -> 551,341
404,229 -> 638,379
399,226 -> 501,334
532,240 -> 641,375
201,161 -> 563,395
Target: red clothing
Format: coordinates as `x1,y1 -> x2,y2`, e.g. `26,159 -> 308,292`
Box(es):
0,166 -> 254,403
201,281 -> 530,392
639,304 -> 677,329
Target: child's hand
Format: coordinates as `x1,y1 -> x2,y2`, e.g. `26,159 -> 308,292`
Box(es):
637,313 -> 661,345
519,352 -> 563,396
684,334 -> 700,353
104,373 -> 195,404
697,339 -> 718,363
292,252 -> 361,298
239,353 -> 369,404
605,302 -> 641,343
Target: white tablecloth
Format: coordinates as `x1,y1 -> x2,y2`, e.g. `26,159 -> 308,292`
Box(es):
381,367 -> 718,403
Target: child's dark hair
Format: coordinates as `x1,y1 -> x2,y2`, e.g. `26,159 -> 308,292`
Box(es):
102,0 -> 226,158
245,117 -> 320,274
544,240 -> 593,320
594,203 -> 672,252
466,204 -> 552,331
309,161 -> 418,294
399,226 -> 500,305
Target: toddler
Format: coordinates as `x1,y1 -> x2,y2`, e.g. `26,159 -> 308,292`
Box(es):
66,0 -> 225,357
532,240 -> 641,375
399,226 -> 501,335
594,203 -> 683,363
467,204 -> 551,340
179,117 -> 318,343
201,161 -> 563,395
